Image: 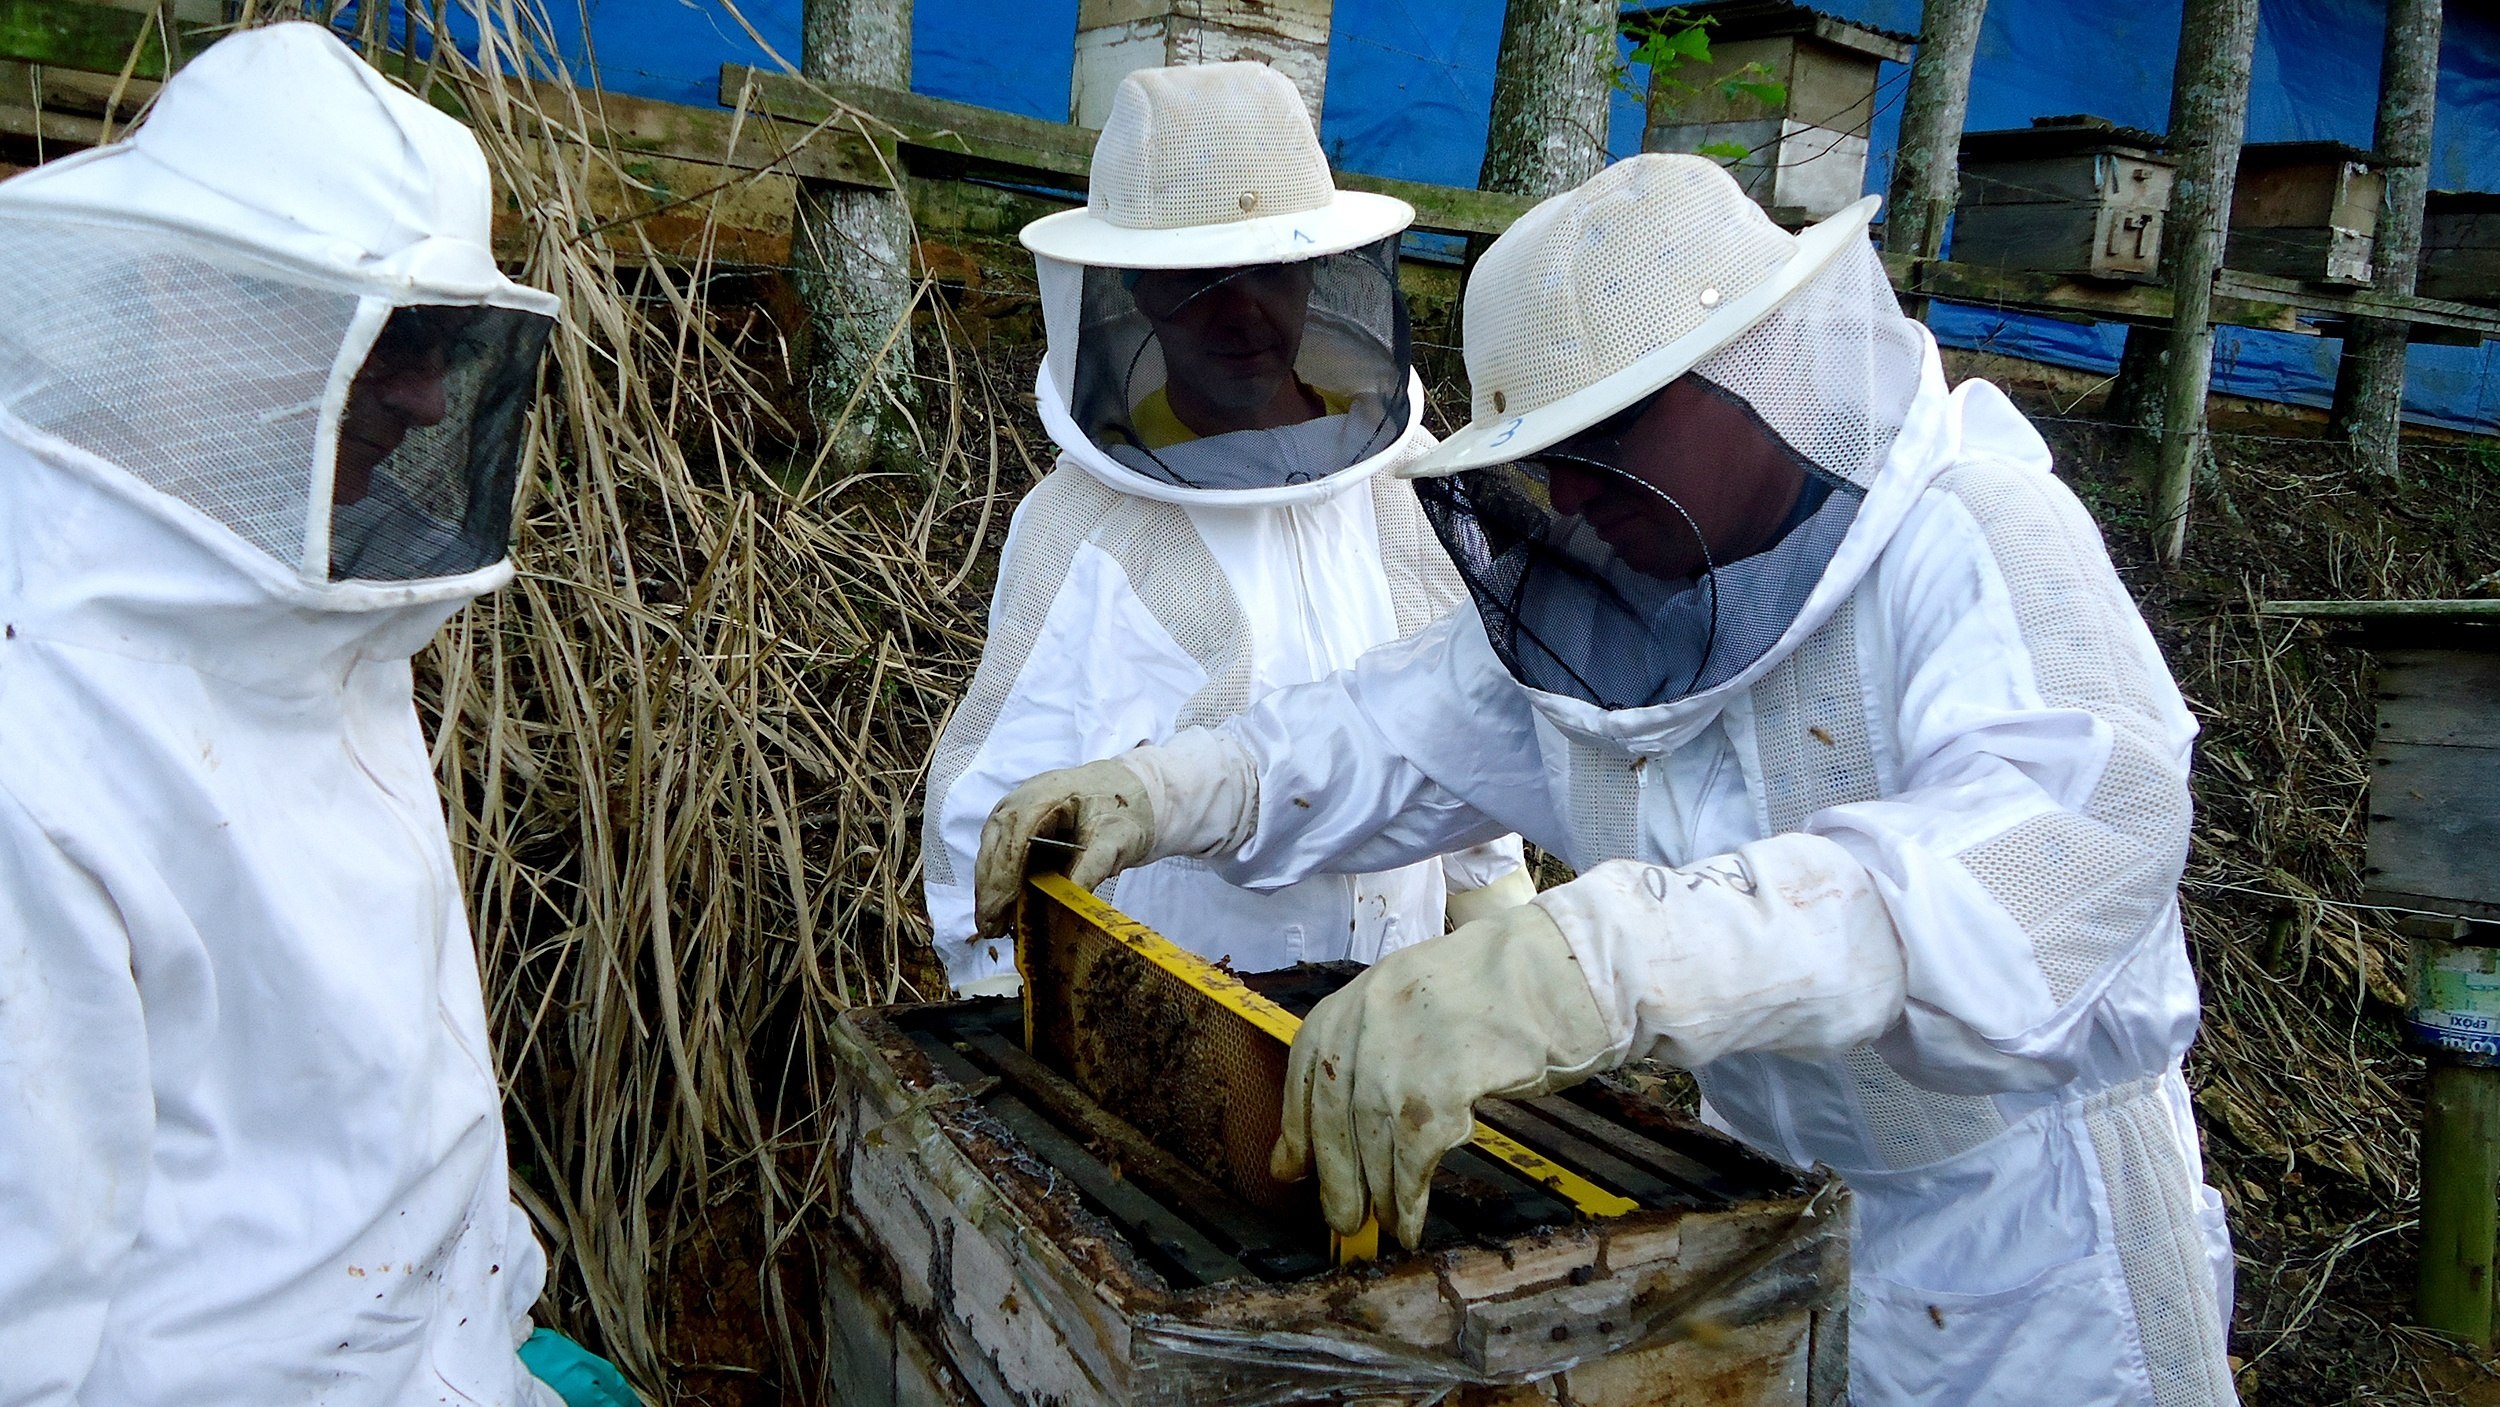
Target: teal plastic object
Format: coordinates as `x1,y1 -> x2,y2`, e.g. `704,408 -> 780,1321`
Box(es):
518,1328 -> 641,1407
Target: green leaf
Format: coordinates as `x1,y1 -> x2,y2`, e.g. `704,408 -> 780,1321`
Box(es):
1696,140 -> 1752,163
1723,78 -> 1788,106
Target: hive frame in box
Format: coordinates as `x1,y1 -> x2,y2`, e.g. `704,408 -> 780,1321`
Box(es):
811,878 -> 1852,1406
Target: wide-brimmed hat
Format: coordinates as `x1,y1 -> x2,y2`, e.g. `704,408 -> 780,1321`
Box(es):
1400,155 -> 1879,479
1020,62 -> 1412,270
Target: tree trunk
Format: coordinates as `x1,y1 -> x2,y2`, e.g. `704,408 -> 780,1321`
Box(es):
2149,0 -> 2260,565
796,0 -> 921,472
2329,0 -> 2443,477
1885,0 -> 1987,266
1479,0 -> 1617,198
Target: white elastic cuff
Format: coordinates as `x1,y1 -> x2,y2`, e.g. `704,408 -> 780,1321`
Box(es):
952,970 -> 1025,999
1123,726 -> 1259,859
1532,833 -> 1908,1069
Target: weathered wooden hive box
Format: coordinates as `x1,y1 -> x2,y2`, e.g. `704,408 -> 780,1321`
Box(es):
821,981 -> 1850,1406
1953,115 -> 2176,281
1633,0 -> 1911,227
2355,609 -> 2500,930
1071,0 -> 1334,128
2418,191 -> 2500,308
2225,141 -> 2388,286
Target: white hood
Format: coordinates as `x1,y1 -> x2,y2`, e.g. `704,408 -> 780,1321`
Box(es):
0,21 -> 557,605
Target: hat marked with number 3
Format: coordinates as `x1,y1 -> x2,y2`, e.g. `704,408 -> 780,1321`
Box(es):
1400,155 -> 1882,480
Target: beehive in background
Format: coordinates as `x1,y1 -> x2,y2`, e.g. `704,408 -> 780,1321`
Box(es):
2227,141 -> 2389,287
1070,0 -> 1334,129
1953,115 -> 2176,281
1633,0 -> 1911,227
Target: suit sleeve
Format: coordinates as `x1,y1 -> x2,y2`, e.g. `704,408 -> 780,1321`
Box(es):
1804,456 -> 2200,1093
921,537 -> 1208,988
0,786 -> 152,1407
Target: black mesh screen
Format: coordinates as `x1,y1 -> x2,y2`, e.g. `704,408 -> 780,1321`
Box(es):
1067,235 -> 1410,491
328,304 -> 552,583
1414,380 -> 1864,711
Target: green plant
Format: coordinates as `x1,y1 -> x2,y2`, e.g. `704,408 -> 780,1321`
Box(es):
1611,8 -> 1787,165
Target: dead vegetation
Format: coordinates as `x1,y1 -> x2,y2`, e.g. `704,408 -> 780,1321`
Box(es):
338,8 -> 2500,1403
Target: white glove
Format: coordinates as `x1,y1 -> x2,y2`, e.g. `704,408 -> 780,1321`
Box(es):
952,970 -> 1025,999
1271,832 -> 1908,1249
1443,862 -> 1537,929
1269,904 -> 1615,1248
971,727 -> 1258,937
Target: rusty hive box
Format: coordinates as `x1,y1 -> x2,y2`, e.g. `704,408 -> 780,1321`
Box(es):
2226,141 -> 2388,287
2419,191 -> 2500,308
1953,116 -> 2176,282
822,886 -> 1850,1406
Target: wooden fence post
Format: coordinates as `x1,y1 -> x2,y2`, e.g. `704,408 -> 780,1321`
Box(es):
795,0 -> 922,472
1884,0 -> 1987,318
2328,0 -> 2444,478
1480,0 -> 1618,200
2149,0 -> 2259,566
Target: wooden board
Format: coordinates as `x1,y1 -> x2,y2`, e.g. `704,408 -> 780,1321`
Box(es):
2365,645 -> 2500,916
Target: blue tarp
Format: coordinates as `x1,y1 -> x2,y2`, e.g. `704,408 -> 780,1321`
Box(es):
538,0 -> 2498,432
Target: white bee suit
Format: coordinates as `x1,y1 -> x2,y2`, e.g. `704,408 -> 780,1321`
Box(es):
921,61 -> 1522,991
0,24 -> 559,1407
919,343 -> 1526,987
1194,346 -> 2236,1406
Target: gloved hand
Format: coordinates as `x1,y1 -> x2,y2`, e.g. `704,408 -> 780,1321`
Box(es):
518,1327 -> 640,1407
972,728 -> 1260,937
973,757 -> 1159,937
1442,862 -> 1537,929
1269,902 -> 1616,1248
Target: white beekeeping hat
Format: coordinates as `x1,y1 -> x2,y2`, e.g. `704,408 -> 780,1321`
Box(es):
1020,61 -> 1412,269
1404,155 -> 1882,479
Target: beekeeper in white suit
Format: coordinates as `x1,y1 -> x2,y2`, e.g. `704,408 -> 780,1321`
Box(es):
0,24 -> 630,1407
923,61 -> 1528,994
978,155 -> 2239,1406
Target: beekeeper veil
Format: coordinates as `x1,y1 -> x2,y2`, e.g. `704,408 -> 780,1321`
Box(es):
0,23 -> 557,592
1400,155 -> 1923,712
1023,62 -> 1422,502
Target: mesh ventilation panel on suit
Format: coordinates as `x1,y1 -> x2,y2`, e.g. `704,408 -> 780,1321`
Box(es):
329,304 -> 552,583
1416,242 -> 1921,712
1068,235 -> 1409,492
0,218 -> 358,568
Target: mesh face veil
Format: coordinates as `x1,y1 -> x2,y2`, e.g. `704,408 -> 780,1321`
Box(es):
1414,239 -> 1924,711
1053,235 -> 1412,493
0,216 -> 551,585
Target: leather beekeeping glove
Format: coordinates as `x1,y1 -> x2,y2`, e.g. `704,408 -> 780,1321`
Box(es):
1442,861 -> 1538,929
972,727 -> 1259,937
1273,832 -> 1908,1248
1270,902 -> 1615,1248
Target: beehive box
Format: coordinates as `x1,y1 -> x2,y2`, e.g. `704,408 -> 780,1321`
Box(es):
2226,141 -> 2388,286
1632,1 -> 1911,226
821,981 -> 1850,1404
1953,115 -> 2176,281
2419,191 -> 2500,308
1070,0 -> 1333,129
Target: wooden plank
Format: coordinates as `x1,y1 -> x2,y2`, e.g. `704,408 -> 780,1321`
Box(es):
2365,740 -> 2500,913
2261,598 -> 2500,623
2375,650 -> 2500,748
0,0 -> 211,80
721,64 -> 1538,238
2218,267 -> 2500,337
